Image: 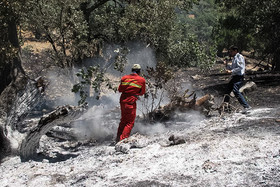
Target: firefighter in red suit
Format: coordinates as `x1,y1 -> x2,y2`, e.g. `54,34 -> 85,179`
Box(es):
116,64 -> 146,142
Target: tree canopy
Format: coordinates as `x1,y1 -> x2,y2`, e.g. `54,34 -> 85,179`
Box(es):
215,0 -> 280,70
2,0 -> 217,70
1,0 -> 279,88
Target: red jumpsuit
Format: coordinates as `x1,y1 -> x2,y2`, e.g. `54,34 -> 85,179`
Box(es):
116,73 -> 146,142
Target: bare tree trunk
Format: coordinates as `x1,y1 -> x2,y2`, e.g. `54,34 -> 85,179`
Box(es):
0,14 -> 39,161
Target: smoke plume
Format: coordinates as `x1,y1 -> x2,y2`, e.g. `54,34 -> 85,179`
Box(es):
44,42 -> 204,142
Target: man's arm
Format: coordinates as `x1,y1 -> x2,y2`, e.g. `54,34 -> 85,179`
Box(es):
139,79 -> 146,96
224,58 -> 232,74
118,77 -> 125,93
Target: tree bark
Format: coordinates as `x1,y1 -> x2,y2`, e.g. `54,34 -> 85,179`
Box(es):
0,16 -> 25,94
20,104 -> 87,161
0,13 -> 35,161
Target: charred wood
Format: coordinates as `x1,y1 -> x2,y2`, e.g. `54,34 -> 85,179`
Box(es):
46,125 -> 77,141
20,104 -> 87,161
0,75 -> 43,160
0,126 -> 11,161
168,134 -> 186,146
7,78 -> 44,130
148,93 -> 213,122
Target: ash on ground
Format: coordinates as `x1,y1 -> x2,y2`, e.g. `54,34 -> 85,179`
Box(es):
1,107 -> 280,187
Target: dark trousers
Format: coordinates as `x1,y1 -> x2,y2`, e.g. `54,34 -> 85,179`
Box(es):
224,75 -> 249,108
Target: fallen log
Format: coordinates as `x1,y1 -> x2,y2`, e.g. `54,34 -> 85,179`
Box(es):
20,104 -> 87,161
209,71 -> 280,77
195,94 -> 211,107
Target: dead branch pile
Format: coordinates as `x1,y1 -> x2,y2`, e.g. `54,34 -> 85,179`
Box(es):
148,90 -> 214,122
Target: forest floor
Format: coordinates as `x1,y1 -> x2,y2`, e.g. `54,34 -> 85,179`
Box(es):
1,44 -> 280,186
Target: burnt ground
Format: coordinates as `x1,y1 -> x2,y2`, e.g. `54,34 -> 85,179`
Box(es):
1,47 -> 280,186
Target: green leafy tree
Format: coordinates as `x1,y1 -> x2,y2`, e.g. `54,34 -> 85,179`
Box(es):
215,0 -> 280,71
21,0 -> 89,68
182,0 -> 218,44
165,0 -> 217,68
0,0 -> 26,93
82,0 -> 216,68
73,0 -> 218,104
1,0 -> 217,105
213,2 -> 255,55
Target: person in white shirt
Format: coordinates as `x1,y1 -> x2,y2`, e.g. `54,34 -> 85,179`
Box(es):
224,46 -> 252,113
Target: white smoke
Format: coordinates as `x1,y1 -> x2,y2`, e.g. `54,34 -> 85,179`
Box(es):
81,42 -> 156,76
133,110 -> 205,136
125,42 -> 157,74
44,42 -> 204,142
71,42 -> 160,141
72,103 -> 119,141
44,67 -> 80,107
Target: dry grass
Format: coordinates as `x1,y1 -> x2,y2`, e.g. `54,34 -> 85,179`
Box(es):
23,41 -> 52,53
21,30 -> 52,53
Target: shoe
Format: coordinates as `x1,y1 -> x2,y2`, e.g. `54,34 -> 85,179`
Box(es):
242,106 -> 252,114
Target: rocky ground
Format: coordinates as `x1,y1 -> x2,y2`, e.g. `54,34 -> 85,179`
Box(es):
1,47 -> 280,186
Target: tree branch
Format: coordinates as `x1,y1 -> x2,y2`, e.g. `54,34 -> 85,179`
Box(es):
87,0 -> 111,13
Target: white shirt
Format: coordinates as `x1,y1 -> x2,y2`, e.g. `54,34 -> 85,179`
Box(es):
227,53 -> 246,76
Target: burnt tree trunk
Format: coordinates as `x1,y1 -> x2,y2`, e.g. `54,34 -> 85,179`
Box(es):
0,13 -> 40,161
0,15 -> 25,94
20,105 -> 87,161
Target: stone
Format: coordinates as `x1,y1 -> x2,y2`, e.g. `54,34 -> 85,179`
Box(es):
115,142 -> 130,154
168,134 -> 186,145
